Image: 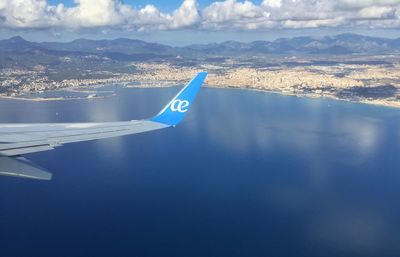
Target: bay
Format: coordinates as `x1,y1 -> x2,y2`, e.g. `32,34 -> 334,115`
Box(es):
1,87 -> 400,257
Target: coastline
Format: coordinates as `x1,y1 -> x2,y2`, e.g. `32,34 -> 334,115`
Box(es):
0,93 -> 116,101
206,85 -> 400,110
1,83 -> 400,110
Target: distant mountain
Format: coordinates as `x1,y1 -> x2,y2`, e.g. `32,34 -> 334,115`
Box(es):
1,34 -> 400,57
0,37 -> 175,70
41,38 -> 174,55
0,36 -> 42,52
185,34 -> 400,55
0,33 -> 399,70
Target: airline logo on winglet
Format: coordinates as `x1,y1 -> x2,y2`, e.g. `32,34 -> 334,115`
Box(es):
150,71 -> 207,126
170,99 -> 190,113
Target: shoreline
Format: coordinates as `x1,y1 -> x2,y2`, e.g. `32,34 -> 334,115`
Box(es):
0,93 -> 116,102
1,84 -> 399,110
205,85 -> 400,110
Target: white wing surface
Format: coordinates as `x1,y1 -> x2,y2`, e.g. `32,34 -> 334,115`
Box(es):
0,72 -> 208,180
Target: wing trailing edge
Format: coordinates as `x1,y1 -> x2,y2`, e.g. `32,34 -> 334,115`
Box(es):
0,156 -> 52,180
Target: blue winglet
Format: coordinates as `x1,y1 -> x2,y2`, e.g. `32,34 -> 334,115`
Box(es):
150,72 -> 207,126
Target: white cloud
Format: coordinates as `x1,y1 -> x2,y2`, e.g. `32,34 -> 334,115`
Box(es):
283,18 -> 345,29
0,0 -> 200,30
63,0 -> 124,27
202,0 -> 271,29
0,0 -> 400,31
262,0 -> 282,9
339,0 -> 400,8
0,0 -> 64,28
358,6 -> 396,19
203,0 -> 263,23
168,0 -> 200,29
124,5 -> 170,29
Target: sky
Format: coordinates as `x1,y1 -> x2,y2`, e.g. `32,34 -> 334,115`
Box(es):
0,0 -> 400,45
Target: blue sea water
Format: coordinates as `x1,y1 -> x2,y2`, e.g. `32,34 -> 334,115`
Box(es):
1,87 -> 400,257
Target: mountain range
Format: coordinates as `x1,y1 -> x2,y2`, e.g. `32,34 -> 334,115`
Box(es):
0,33 -> 399,71
2,33 -> 400,55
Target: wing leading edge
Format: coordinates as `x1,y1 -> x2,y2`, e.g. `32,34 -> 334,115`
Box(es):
0,72 -> 208,180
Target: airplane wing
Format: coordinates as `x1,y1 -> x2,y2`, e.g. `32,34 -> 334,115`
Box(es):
0,72 -> 208,180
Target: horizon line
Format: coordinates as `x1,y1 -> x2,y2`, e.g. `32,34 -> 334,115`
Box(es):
2,32 -> 400,46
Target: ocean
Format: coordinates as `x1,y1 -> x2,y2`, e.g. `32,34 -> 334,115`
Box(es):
1,87 -> 400,257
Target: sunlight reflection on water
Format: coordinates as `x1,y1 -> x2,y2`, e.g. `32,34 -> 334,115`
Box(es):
1,87 -> 400,257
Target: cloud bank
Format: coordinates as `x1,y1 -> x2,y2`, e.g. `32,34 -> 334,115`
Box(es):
0,0 -> 400,31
